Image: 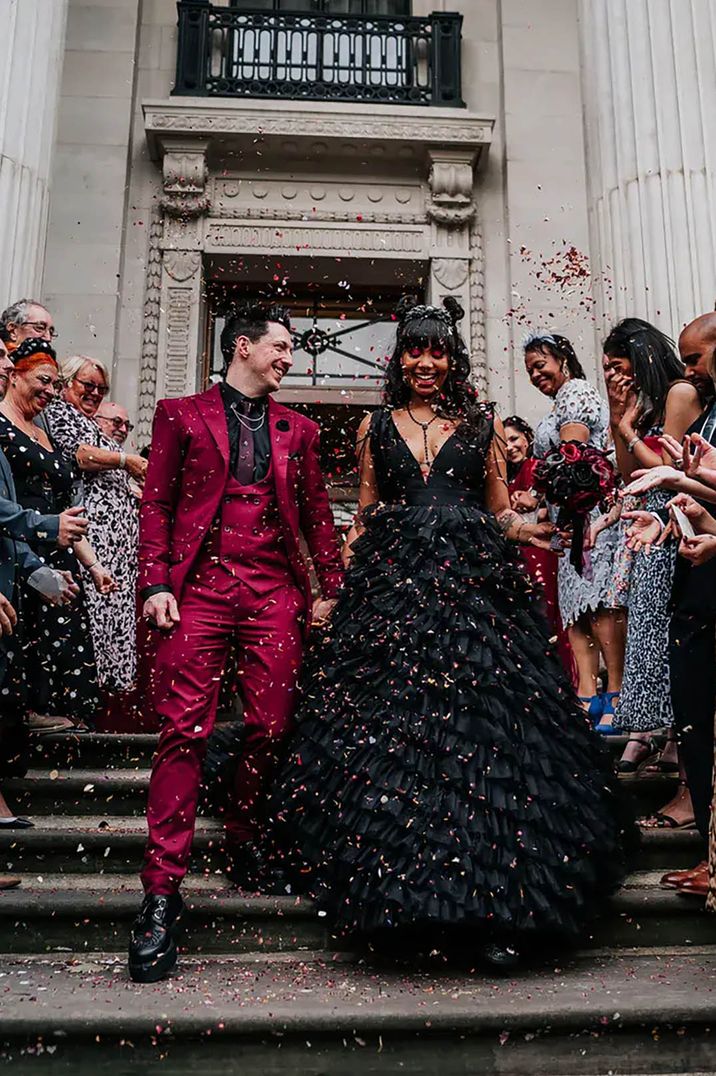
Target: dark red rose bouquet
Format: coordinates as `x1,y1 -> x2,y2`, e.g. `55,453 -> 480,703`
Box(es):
533,440 -> 616,574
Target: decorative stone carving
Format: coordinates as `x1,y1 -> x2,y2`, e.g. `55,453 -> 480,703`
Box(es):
163,250 -> 202,282
468,215 -> 488,396
205,222 -> 426,255
164,289 -> 193,398
136,211 -> 164,442
431,258 -> 469,290
160,139 -> 210,219
427,150 -> 476,227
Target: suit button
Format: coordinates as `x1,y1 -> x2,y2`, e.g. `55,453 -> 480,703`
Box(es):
252,496 -> 261,505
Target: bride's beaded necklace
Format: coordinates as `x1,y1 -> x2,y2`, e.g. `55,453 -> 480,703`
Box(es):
406,404 -> 441,475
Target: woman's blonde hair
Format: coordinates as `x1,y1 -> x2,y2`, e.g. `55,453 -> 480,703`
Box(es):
60,354 -> 110,390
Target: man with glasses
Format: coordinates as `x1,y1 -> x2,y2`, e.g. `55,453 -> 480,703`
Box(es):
0,299 -> 57,349
95,401 -> 134,447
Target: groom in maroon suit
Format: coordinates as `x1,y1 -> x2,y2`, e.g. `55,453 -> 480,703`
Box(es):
128,302 -> 343,982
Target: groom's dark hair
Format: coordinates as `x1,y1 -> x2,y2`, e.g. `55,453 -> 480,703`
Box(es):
220,301 -> 291,373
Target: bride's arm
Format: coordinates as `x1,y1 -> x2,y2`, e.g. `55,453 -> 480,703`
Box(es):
485,414 -> 556,551
342,413 -> 379,567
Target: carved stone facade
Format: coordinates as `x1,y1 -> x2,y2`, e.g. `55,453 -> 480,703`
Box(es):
136,100 -> 494,427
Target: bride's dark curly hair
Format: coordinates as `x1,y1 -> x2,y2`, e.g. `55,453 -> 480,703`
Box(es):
383,295 -> 489,434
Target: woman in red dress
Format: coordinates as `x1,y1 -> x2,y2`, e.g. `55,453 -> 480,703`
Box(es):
505,416 -> 575,684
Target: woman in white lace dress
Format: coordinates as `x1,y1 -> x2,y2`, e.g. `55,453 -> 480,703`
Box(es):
525,333 -> 625,728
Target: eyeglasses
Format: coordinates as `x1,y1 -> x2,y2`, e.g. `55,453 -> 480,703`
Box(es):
73,377 -> 109,397
100,416 -> 134,432
23,322 -> 58,339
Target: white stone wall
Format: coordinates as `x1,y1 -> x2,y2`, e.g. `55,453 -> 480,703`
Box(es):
43,0 -> 594,429
0,0 -> 69,304
42,0 -> 141,383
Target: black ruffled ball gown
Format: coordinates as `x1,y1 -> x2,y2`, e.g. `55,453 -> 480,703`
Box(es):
271,407 -> 634,945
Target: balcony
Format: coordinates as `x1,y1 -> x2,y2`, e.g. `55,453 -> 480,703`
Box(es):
173,1 -> 464,107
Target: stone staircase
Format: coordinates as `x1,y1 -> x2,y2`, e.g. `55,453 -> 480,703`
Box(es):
0,732 -> 715,1074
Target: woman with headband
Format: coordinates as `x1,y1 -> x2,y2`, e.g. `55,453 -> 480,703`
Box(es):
0,338 -> 116,730
525,333 -> 625,730
271,297 -> 634,970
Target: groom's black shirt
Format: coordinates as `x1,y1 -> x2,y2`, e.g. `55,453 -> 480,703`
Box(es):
219,380 -> 270,483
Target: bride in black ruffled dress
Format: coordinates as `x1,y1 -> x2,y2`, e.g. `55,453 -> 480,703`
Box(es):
271,297 -> 634,968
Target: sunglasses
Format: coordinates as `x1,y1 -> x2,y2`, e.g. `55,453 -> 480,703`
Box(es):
73,377 -> 109,397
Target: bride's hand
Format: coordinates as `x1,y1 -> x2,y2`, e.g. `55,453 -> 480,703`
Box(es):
620,465 -> 681,497
312,598 -> 336,628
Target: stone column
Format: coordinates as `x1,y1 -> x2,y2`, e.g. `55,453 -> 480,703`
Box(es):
0,0 -> 69,302
578,0 -> 716,334
426,147 -> 488,392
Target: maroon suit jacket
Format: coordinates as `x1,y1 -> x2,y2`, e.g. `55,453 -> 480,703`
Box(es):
138,385 -> 343,631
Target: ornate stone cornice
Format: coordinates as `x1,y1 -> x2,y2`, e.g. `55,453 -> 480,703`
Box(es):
205,221 -> 426,255
143,100 -> 494,161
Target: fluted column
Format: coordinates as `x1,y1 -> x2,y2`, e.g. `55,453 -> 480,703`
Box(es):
0,0 -> 69,303
578,0 -> 716,333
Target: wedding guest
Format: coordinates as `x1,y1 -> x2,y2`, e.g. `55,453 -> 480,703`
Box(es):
504,415 -> 574,681
46,360 -> 142,694
0,337 -> 85,846
525,333 -> 625,728
0,299 -> 56,350
0,339 -> 116,731
621,312 -> 716,894
603,319 -> 703,776
95,401 -> 133,446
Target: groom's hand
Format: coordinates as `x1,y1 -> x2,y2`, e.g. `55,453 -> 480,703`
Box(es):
143,591 -> 181,631
311,598 -> 336,628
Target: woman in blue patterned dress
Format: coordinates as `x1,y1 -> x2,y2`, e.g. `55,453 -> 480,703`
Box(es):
526,333 -> 625,726
603,320 -> 704,803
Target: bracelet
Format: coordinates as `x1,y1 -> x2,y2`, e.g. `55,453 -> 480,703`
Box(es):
626,435 -> 642,454
85,559 -> 99,571
118,451 -> 127,470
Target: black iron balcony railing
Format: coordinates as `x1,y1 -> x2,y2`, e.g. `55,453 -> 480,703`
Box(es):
173,1 -> 464,107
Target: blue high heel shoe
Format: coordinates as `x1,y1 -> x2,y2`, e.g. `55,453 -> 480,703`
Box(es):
578,694 -> 604,725
595,691 -> 621,735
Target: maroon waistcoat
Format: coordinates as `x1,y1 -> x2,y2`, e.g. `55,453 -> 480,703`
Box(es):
202,468 -> 294,594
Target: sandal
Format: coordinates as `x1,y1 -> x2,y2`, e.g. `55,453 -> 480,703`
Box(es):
642,753 -> 679,775
616,736 -> 660,775
640,812 -> 696,830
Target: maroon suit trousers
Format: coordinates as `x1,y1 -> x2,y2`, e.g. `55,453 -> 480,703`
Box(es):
141,553 -> 305,895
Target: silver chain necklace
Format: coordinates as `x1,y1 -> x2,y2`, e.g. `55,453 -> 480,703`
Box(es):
230,401 -> 266,432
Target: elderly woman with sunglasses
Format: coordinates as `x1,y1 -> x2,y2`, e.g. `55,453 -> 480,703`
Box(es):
44,356 -> 143,696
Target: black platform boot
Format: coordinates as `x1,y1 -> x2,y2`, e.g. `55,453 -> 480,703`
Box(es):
127,893 -> 186,983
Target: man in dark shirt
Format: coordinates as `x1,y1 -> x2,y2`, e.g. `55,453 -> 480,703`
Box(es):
130,302 -> 343,983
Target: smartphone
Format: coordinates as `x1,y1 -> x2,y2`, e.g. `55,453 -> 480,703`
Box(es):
671,504 -> 696,540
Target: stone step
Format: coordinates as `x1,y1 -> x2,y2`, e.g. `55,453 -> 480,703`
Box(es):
4,767 -> 682,819
0,870 -> 710,956
1,811 -> 704,878
30,731 -> 644,772
29,732 -> 158,770
1,946 -> 715,1074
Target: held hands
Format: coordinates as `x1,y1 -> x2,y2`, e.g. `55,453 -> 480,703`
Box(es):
57,506 -> 89,548
312,597 -> 336,628
520,520 -> 561,552
88,563 -> 118,595
0,593 -> 17,637
143,591 -> 180,631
